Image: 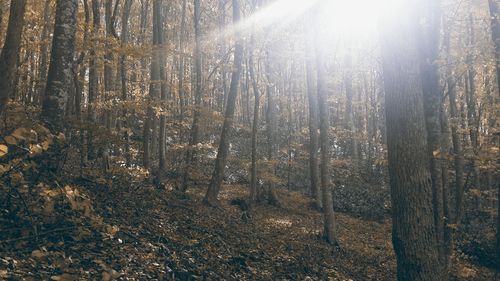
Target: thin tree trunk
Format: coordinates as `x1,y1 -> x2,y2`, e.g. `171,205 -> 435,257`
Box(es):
181,0 -> 203,191
488,0 -> 500,96
120,0 -> 133,167
313,19 -> 337,245
305,17 -> 321,208
443,18 -> 465,225
88,0 -> 101,160
343,53 -> 359,162
204,0 -> 244,206
144,0 -> 163,169
36,0 -> 52,105
249,30 -> 260,203
264,56 -> 280,206
158,2 -> 168,172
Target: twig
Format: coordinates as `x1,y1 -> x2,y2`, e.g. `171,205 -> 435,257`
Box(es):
0,226 -> 76,244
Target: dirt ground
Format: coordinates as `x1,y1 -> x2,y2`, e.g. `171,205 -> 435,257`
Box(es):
0,183 -> 496,280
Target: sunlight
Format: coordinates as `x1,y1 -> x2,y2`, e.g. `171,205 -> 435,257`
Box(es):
209,0 -> 405,50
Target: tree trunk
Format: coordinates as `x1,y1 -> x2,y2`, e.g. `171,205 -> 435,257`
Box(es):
249,31 -> 259,203
158,1 -> 168,172
313,24 -> 337,245
144,0 -> 163,169
264,55 -> 280,206
36,0 -> 52,105
440,103 -> 452,270
0,0 -> 27,116
465,14 -> 481,191
488,0 -> 500,96
443,16 -> 465,226
178,0 -> 187,119
181,0 -> 203,191
416,0 -> 446,269
343,53 -> 359,162
304,17 -> 321,208
379,1 -> 444,280
41,0 -> 78,132
120,0 -> 133,167
88,0 -> 101,160
204,0 -> 244,206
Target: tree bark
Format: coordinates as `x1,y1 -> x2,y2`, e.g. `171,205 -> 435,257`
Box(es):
416,0 -> 446,269
343,53 -> 359,162
249,30 -> 260,203
313,6 -> 337,245
488,0 -> 500,96
264,55 -> 280,206
36,0 -> 53,105
304,16 -> 321,208
181,0 -> 203,191
120,0 -> 133,167
144,0 -> 163,169
204,0 -> 244,206
87,0 -> 101,160
379,1 -> 444,280
0,0 -> 27,116
41,0 -> 79,132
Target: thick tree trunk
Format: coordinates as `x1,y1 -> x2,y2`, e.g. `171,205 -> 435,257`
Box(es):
204,0 -> 244,206
379,1 -> 444,280
0,0 -> 27,116
41,0 -> 78,132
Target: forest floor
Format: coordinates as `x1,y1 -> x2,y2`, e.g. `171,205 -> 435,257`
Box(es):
1,178 -> 497,280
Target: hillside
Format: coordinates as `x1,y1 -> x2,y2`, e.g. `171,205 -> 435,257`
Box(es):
1,178 -> 494,280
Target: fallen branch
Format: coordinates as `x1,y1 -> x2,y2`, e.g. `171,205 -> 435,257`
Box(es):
0,226 -> 76,244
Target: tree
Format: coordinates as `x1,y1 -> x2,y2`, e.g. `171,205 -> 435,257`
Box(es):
313,4 -> 337,245
41,0 -> 79,132
416,0 -> 446,268
181,0 -> 203,191
88,0 -> 101,160
304,15 -> 321,208
488,0 -> 500,95
144,0 -> 164,169
0,0 -> 27,116
204,0 -> 244,206
119,0 -> 133,167
379,0 -> 444,279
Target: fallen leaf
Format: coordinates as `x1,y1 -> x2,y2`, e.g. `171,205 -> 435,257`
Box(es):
50,274 -> 77,281
4,136 -> 17,145
0,144 -> 7,157
31,250 -> 47,258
